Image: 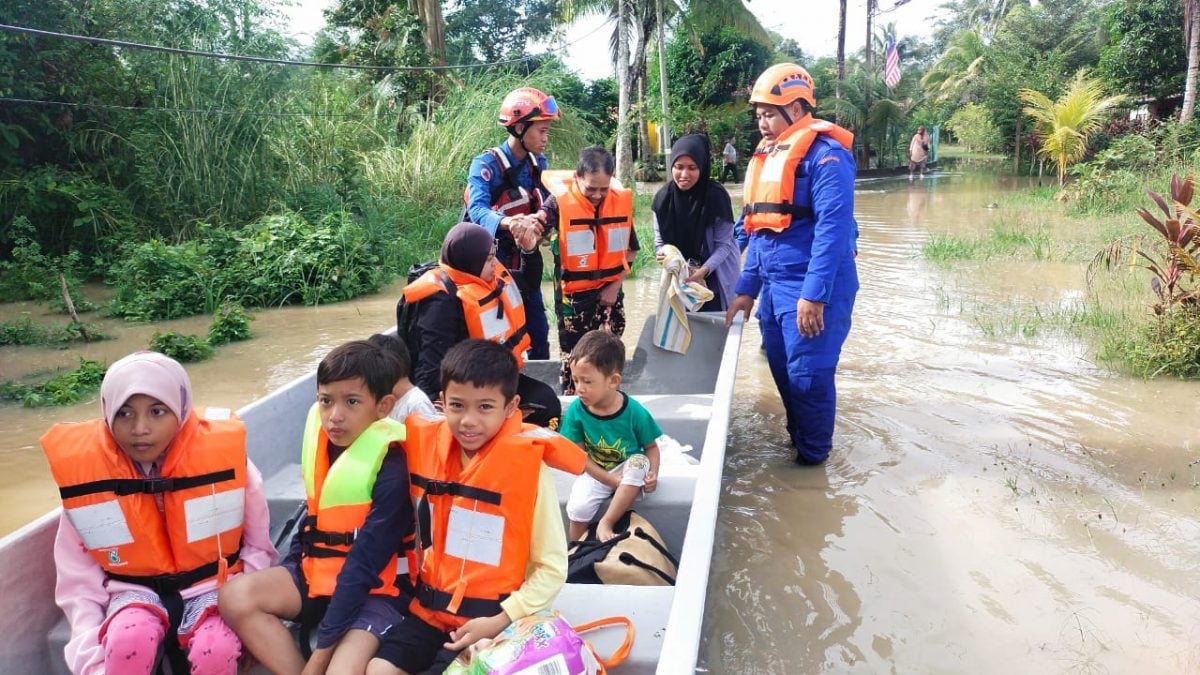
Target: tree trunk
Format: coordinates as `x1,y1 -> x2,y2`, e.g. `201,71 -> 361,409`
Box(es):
616,0 -> 634,183
656,0 -> 670,155
1013,113 -> 1021,175
633,15 -> 651,169
1183,0 -> 1200,122
863,0 -> 875,167
57,273 -> 92,342
410,0 -> 446,65
638,70 -> 651,167
836,0 -> 847,122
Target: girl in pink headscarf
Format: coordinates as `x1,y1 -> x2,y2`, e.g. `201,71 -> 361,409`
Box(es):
41,351 -> 276,675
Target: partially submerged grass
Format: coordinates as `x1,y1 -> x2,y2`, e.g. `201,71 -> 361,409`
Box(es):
923,224 -> 1052,264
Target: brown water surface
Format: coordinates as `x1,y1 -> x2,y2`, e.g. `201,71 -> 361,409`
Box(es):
3,171 -> 1198,672
698,171 -> 1200,673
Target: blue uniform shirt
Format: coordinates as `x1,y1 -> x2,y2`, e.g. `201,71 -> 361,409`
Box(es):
734,134 -> 859,304
465,141 -> 549,236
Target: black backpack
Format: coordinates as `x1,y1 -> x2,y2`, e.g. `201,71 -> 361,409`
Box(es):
567,510 -> 678,585
396,261 -> 458,360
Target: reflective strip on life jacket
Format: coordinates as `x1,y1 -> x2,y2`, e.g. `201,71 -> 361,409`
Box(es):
42,409 -> 247,586
546,179 -> 634,294
403,413 -> 587,632
742,118 -> 853,236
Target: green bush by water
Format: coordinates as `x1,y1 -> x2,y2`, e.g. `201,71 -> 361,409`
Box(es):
0,317 -> 107,346
0,359 -> 106,407
208,302 -> 253,345
149,331 -> 214,363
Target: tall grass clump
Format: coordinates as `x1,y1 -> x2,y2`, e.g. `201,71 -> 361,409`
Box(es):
357,70 -> 597,223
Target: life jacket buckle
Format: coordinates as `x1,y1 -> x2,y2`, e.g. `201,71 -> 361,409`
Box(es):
117,477 -> 175,495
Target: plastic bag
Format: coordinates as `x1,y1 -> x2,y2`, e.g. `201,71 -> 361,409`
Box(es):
444,610 -> 632,675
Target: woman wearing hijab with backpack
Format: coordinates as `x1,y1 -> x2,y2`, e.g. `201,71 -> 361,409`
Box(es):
651,134 -> 741,311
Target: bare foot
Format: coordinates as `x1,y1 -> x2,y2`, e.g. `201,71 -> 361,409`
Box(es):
597,521 -> 617,542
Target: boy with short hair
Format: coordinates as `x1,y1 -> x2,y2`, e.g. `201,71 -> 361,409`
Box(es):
367,333 -> 437,421
560,330 -> 662,542
368,340 -> 586,675
542,145 -> 639,394
219,340 -> 414,675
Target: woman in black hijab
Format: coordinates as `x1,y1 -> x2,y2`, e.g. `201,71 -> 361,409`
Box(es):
400,222 -> 561,427
651,134 -> 741,311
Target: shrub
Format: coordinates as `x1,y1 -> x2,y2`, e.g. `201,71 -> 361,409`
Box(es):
149,331 -> 214,363
946,104 -> 1003,154
0,167 -> 138,268
1110,305 -> 1200,378
0,358 -> 106,407
0,317 -> 107,345
208,302 -> 253,345
108,239 -> 214,322
0,216 -> 93,309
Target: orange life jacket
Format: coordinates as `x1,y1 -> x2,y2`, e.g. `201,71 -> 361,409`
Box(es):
742,117 -> 854,236
404,413 -> 587,632
545,177 -> 634,294
299,404 -> 411,598
41,408 -> 246,591
402,262 -> 531,368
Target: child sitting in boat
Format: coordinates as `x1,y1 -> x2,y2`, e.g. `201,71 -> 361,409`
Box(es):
367,333 -> 437,421
368,339 -> 586,675
561,330 -> 662,542
219,340 -> 413,674
42,351 -> 276,675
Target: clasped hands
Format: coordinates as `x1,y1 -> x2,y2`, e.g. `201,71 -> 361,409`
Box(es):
506,213 -> 546,252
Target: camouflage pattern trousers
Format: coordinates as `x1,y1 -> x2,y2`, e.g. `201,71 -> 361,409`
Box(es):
555,288 -> 626,394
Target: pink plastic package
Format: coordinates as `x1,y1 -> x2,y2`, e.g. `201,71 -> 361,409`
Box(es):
445,610 -> 602,675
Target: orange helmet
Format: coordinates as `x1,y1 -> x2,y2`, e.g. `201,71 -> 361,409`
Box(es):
498,87 -> 561,128
750,63 -> 816,108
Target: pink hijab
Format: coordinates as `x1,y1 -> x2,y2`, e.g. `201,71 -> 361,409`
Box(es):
100,351 -> 192,430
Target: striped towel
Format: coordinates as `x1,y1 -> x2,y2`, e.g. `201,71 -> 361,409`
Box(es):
653,244 -> 714,354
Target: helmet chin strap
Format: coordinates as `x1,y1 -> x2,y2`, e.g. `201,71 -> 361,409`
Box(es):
508,122 -> 532,156
777,104 -> 794,127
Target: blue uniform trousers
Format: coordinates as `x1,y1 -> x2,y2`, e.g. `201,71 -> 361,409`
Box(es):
757,277 -> 855,464
523,285 -> 551,360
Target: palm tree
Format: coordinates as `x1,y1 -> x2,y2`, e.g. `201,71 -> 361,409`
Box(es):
1183,0 -> 1200,122
920,28 -> 987,105
1019,73 -> 1127,186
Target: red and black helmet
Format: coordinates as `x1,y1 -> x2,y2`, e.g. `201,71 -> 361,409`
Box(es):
498,87 -> 561,128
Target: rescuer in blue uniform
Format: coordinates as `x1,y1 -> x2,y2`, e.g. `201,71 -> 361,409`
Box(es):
726,63 -> 860,465
463,87 -> 560,360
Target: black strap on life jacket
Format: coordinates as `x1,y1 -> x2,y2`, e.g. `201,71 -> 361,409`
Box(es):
59,469 -> 236,499
409,473 -> 503,506
104,551 -> 241,596
741,202 -> 813,219
106,551 -> 242,675
415,579 -> 509,619
560,266 -> 626,282
299,514 -> 358,557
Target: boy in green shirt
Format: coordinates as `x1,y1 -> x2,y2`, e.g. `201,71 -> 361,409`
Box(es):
561,330 -> 662,541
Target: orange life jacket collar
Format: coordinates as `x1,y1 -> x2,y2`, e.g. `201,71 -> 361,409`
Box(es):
742,116 -> 854,235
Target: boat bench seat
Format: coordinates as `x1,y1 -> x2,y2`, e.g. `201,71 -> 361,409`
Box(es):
555,583 -> 672,674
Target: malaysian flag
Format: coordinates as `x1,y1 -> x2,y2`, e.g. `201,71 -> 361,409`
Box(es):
884,35 -> 901,88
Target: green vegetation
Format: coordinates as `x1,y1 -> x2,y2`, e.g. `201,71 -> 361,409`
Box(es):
1020,74 -> 1126,186
149,331 -> 215,363
0,317 -> 108,346
0,359 -> 107,407
923,226 -> 1052,264
208,302 -> 253,345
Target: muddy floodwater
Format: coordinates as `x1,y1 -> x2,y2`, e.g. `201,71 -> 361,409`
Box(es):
3,171 -> 1198,672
